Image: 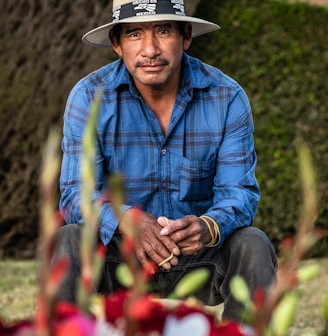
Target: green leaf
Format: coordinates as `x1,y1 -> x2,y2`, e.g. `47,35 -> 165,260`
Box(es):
297,263 -> 321,283
116,263 -> 133,288
170,268 -> 209,299
321,295 -> 328,323
271,292 -> 298,336
230,275 -> 251,305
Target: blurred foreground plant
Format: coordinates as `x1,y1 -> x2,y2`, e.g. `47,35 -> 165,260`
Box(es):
0,93 -> 244,336
0,92 -> 326,335
230,141 -> 327,336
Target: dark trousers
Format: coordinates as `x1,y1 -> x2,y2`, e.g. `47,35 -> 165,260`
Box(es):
52,224 -> 277,322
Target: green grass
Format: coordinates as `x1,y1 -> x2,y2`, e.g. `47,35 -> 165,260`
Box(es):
0,260 -> 37,323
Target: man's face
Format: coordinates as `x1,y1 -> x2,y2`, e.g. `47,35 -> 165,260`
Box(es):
111,21 -> 192,91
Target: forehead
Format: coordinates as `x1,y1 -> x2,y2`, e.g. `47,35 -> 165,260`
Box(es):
121,20 -> 179,30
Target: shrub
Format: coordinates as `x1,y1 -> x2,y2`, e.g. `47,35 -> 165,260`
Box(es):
190,0 -> 328,256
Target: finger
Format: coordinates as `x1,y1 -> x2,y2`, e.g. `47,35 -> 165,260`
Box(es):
159,217 -> 187,236
158,255 -> 179,270
156,234 -> 180,256
142,240 -> 176,268
155,219 -> 180,256
159,261 -> 172,270
139,233 -> 169,259
179,245 -> 201,256
178,240 -> 203,255
158,252 -> 174,266
169,216 -> 201,243
142,238 -> 179,269
149,251 -> 173,270
137,220 -> 180,263
135,245 -> 149,266
157,216 -> 169,228
169,256 -> 179,266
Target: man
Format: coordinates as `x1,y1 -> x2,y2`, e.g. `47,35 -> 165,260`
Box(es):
56,0 -> 277,322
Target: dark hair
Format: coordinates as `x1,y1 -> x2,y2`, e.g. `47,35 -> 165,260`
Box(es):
109,21 -> 189,45
110,24 -> 122,45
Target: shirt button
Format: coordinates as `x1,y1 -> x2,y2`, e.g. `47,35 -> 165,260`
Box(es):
161,182 -> 167,188
161,149 -> 167,155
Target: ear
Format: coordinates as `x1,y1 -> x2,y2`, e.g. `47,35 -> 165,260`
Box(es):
183,23 -> 192,51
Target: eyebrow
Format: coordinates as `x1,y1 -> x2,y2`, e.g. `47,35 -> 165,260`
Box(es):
123,22 -> 175,34
154,22 -> 174,29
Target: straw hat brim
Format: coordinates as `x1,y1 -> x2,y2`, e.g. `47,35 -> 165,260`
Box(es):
82,15 -> 219,48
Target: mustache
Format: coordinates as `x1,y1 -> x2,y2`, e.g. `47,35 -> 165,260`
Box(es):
136,58 -> 169,67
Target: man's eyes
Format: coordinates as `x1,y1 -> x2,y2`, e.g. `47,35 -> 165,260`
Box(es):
158,28 -> 170,35
124,27 -> 173,39
127,32 -> 139,38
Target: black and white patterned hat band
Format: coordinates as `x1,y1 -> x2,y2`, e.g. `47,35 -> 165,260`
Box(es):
113,0 -> 186,21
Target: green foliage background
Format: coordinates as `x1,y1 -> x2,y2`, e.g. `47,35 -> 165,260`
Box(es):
0,0 -> 327,257
189,0 -> 328,255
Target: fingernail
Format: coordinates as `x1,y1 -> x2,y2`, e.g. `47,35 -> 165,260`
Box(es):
160,228 -> 168,235
172,247 -> 180,255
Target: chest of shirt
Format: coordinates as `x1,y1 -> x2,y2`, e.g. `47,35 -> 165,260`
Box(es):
97,93 -> 226,181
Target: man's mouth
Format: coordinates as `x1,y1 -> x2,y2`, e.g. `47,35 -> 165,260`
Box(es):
136,59 -> 169,69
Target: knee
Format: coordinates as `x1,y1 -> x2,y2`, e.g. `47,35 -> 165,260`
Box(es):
56,224 -> 81,241
53,224 -> 81,257
229,227 -> 277,265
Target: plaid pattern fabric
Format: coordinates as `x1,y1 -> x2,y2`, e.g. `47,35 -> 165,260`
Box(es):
60,53 -> 260,246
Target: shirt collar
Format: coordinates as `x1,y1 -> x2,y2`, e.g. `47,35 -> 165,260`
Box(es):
180,52 -> 213,90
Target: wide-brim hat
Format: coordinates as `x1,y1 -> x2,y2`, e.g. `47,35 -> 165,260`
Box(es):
82,0 -> 220,48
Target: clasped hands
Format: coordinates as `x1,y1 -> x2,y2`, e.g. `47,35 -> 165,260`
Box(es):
120,209 -> 212,270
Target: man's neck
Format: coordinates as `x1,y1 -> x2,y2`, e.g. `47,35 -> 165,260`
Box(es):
137,83 -> 179,136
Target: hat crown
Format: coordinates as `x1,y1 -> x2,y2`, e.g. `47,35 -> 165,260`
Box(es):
112,0 -> 186,22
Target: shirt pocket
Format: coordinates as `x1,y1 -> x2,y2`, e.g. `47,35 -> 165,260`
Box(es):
179,155 -> 216,202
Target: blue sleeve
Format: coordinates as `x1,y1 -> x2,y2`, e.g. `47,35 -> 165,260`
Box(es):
59,81 -> 132,245
205,88 -> 260,245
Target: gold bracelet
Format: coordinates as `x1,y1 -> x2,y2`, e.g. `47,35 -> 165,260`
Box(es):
200,215 -> 221,247
202,217 -> 216,247
199,216 -> 216,247
207,216 -> 221,247
203,215 -> 221,247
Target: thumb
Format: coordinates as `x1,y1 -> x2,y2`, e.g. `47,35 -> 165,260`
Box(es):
157,216 -> 169,227
157,216 -> 170,235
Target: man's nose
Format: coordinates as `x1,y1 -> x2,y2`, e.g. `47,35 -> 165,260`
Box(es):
141,33 -> 160,57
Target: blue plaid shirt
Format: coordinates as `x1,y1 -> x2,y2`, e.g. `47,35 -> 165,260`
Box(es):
60,53 -> 260,246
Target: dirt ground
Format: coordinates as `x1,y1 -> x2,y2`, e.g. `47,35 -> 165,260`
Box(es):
289,258 -> 328,335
